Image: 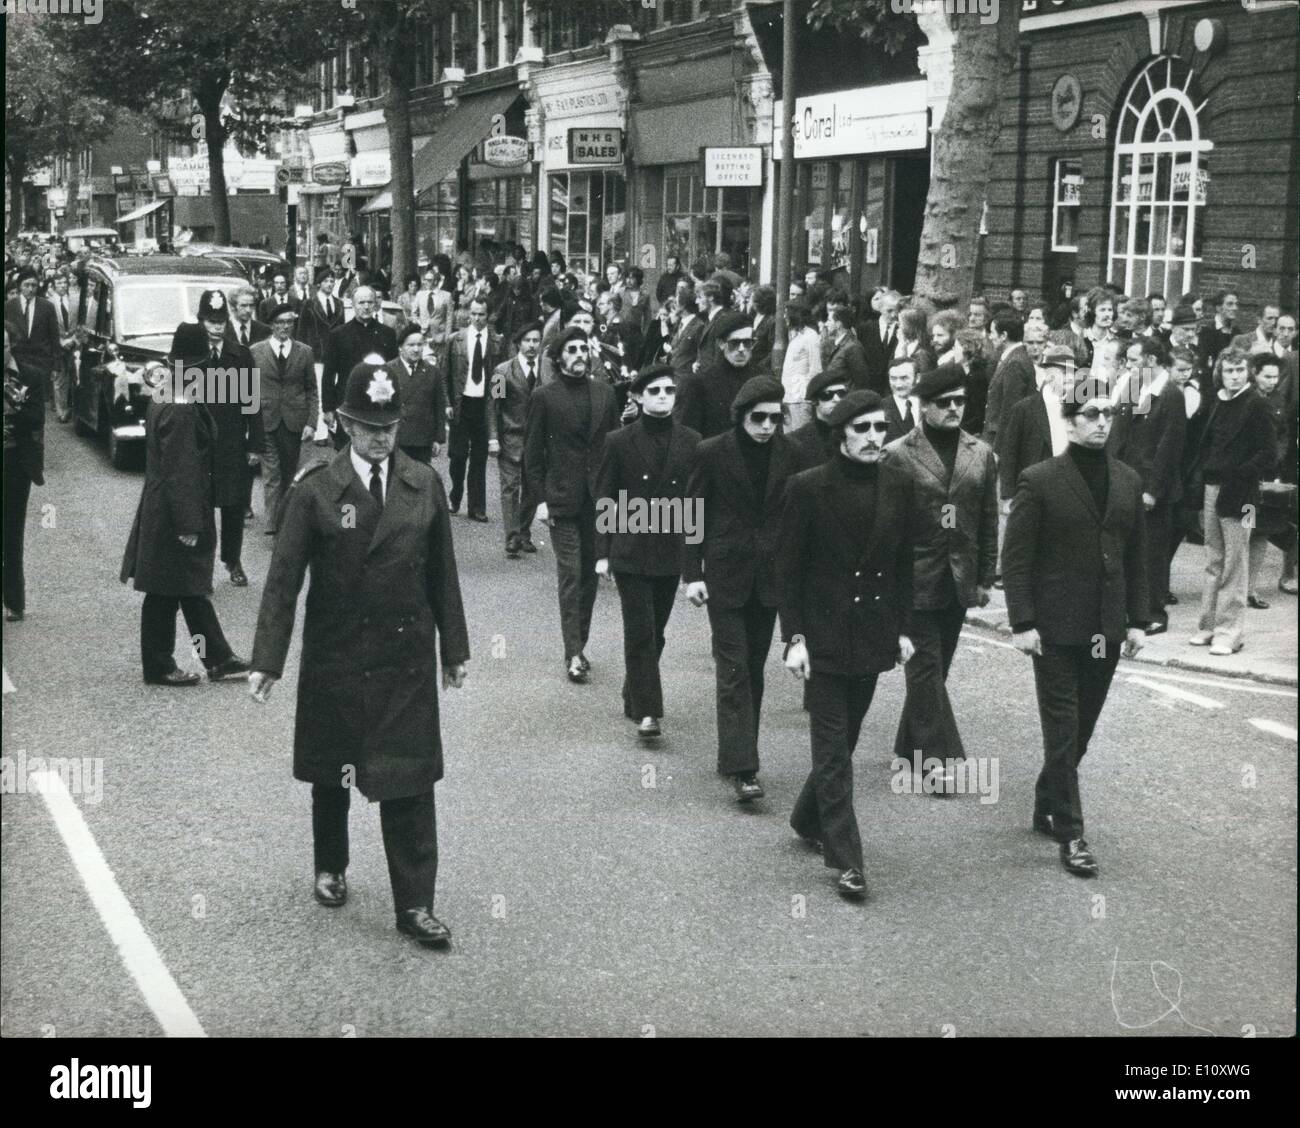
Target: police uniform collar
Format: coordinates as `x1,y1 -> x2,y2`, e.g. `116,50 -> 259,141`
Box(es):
325,447 -> 426,500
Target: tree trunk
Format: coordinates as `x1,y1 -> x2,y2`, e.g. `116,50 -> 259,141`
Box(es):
386,56 -> 416,295
204,104 -> 232,245
912,9 -> 1018,311
64,164 -> 82,233
7,154 -> 27,238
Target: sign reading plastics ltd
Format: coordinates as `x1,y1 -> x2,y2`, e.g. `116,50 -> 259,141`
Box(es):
568,127 -> 623,165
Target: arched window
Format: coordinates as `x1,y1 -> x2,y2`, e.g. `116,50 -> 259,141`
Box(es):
1108,56 -> 1212,300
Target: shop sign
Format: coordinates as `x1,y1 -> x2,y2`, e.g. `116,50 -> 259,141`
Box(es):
702,147 -> 763,188
483,135 -> 530,168
350,152 -> 390,187
774,82 -> 928,160
310,161 -> 349,186
568,127 -> 623,165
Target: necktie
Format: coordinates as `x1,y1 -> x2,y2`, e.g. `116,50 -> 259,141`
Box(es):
25,299 -> 33,336
472,332 -> 484,385
59,298 -> 68,331
525,362 -> 535,392
369,463 -> 384,508
210,346 -> 220,364
275,345 -> 287,376
240,325 -> 249,347
326,298 -> 334,319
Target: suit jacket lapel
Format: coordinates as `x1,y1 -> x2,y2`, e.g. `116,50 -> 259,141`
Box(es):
722,431 -> 758,513
911,429 -> 949,490
763,435 -> 790,511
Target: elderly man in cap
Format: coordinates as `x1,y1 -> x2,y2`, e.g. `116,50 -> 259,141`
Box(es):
250,304 -> 318,535
1003,375 -> 1148,877
998,344 -> 1076,514
321,286 -> 398,451
489,319 -> 550,559
523,325 -> 621,683
780,389 -> 915,899
685,375 -> 798,802
885,364 -> 997,794
676,310 -> 767,440
786,368 -> 849,471
249,361 -> 470,948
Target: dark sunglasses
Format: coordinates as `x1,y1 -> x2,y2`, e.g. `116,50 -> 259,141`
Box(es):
816,387 -> 848,403
933,394 -> 967,408
1077,406 -> 1115,421
725,338 -> 755,349
642,383 -> 676,396
562,343 -> 589,354
748,410 -> 782,425
849,420 -> 891,435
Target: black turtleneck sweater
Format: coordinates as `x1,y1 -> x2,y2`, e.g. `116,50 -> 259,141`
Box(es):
1067,441 -> 1109,513
559,372 -> 591,436
736,423 -> 773,504
921,419 -> 960,480
836,452 -> 879,552
640,409 -> 673,475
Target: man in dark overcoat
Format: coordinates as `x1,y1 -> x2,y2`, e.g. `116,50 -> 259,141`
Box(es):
387,321 -> 446,465
249,361 -> 470,948
321,286 -> 397,450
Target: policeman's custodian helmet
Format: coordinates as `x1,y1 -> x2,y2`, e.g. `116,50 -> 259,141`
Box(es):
336,361 -> 403,426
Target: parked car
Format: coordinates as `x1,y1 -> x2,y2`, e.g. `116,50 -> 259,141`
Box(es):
178,243 -> 291,290
62,227 -> 121,255
70,255 -> 245,468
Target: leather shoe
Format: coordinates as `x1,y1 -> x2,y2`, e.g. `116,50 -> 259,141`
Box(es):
1164,592 -> 1179,606
733,773 -> 764,802
1032,812 -> 1056,838
396,907 -> 451,947
505,535 -> 520,559
4,607 -> 23,622
578,653 -> 591,673
228,563 -> 249,587
637,717 -> 661,739
1144,619 -> 1168,636
796,832 -> 823,854
1209,640 -> 1243,656
1060,839 -> 1099,877
566,658 -> 588,684
448,497 -> 461,515
1279,578 -> 1298,595
145,668 -> 201,687
207,656 -> 251,681
468,511 -> 489,523
1188,631 -> 1214,646
837,868 -> 867,899
313,871 -> 347,907
520,538 -> 538,553
1247,595 -> 1270,610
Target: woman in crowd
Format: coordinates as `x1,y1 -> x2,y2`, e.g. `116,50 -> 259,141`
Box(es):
396,274 -> 422,325
641,296 -> 677,369
781,298 -> 822,430
950,327 -> 991,437
894,307 -> 935,372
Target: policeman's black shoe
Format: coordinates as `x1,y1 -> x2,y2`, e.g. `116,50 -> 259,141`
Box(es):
1032,812 -> 1056,838
566,658 -> 588,684
733,773 -> 764,802
637,717 -> 661,739
207,656 -> 251,682
144,668 -> 201,687
227,563 -> 249,587
837,868 -> 867,899
396,907 -> 451,948
313,871 -> 347,908
1247,595 -> 1270,610
468,511 -> 489,523
1060,839 -> 1099,878
519,537 -> 538,553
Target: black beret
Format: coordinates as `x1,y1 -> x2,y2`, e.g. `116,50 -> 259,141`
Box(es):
548,325 -> 590,363
914,362 -> 966,402
805,368 -> 851,401
512,318 -> 544,344
713,310 -> 752,342
266,303 -> 297,322
731,375 -> 785,417
826,389 -> 884,429
629,363 -> 675,395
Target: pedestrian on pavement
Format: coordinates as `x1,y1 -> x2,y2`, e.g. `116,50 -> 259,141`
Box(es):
886,364 -> 997,793
249,360 -> 469,948
2,318 -> 45,622
250,305 -> 318,536
1003,375 -> 1149,877
983,313 -> 1034,453
446,296 -> 503,521
1188,347 -> 1277,655
669,289 -> 704,382
119,295 -> 251,687
685,375 -> 797,803
676,311 -> 766,439
321,286 -> 398,451
488,320 -> 549,559
780,389 -> 916,899
387,322 -> 445,466
1244,352 -> 1295,606
786,368 -> 849,471
523,326 -> 621,683
594,363 -> 702,741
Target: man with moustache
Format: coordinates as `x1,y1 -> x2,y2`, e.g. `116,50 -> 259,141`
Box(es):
523,326 -> 621,683
249,361 -> 469,949
595,364 -> 702,740
1003,376 -> 1149,877
488,320 -> 551,559
786,368 -> 849,471
387,322 -> 446,465
321,286 -> 398,451
885,365 -> 997,795
685,376 -> 798,803
780,390 -> 915,899
676,311 -> 766,440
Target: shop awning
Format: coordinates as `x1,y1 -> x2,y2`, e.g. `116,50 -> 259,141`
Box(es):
359,189 -> 392,215
413,86 -> 521,196
115,198 -> 168,224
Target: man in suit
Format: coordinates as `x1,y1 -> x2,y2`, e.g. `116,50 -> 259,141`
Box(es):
885,366 -> 997,794
595,364 -> 702,739
119,295 -> 251,686
787,368 -> 848,471
249,360 -> 470,949
226,286 -> 271,352
415,266 -> 455,353
676,311 -> 768,440
288,266 -> 311,312
446,296 -> 503,521
685,375 -> 798,803
823,304 -> 871,392
780,389 -> 915,899
983,313 -> 1035,453
298,274 -> 343,358
48,272 -> 78,423
321,286 -> 397,451
670,290 -> 704,380
1197,290 -> 1238,373
250,306 -> 319,535
257,273 -> 291,323
1003,375 -> 1149,877
2,306 -> 49,622
751,286 -> 776,369
523,327 -> 621,682
999,344 -> 1074,511
882,358 -> 920,444
387,321 -> 446,467
693,280 -> 731,374
488,320 -> 550,558
860,289 -> 900,395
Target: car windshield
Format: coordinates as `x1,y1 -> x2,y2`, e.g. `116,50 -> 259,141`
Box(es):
115,281 -> 238,339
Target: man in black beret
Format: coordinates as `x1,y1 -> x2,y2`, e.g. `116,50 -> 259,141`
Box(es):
676,310 -> 769,439
885,363 -> 998,795
685,375 -> 798,802
249,360 -> 470,947
779,389 -> 916,899
787,367 -> 850,471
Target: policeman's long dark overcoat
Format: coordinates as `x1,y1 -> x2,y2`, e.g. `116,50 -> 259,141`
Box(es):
250,449 -> 470,800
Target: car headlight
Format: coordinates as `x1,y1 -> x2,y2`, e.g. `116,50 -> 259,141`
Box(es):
143,362 -> 168,389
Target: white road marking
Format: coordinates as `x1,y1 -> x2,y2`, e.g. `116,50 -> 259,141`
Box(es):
2,666 -> 14,694
1126,676 -> 1224,710
33,771 -> 206,1038
1249,718 -> 1298,742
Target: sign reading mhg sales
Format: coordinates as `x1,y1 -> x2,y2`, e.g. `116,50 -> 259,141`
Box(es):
702,147 -> 763,188
568,127 -> 623,165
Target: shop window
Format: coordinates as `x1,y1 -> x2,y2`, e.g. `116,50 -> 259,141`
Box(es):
1108,56 -> 1211,300
1052,158 -> 1082,252
663,165 -> 751,272
549,171 -> 626,274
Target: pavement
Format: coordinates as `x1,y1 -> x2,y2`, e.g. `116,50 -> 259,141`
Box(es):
971,547 -> 1299,687
2,421 -> 1296,1038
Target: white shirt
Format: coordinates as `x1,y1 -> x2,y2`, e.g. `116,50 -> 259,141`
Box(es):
1042,385 -> 1069,457
892,394 -> 917,428
461,327 -> 487,398
350,446 -> 388,502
